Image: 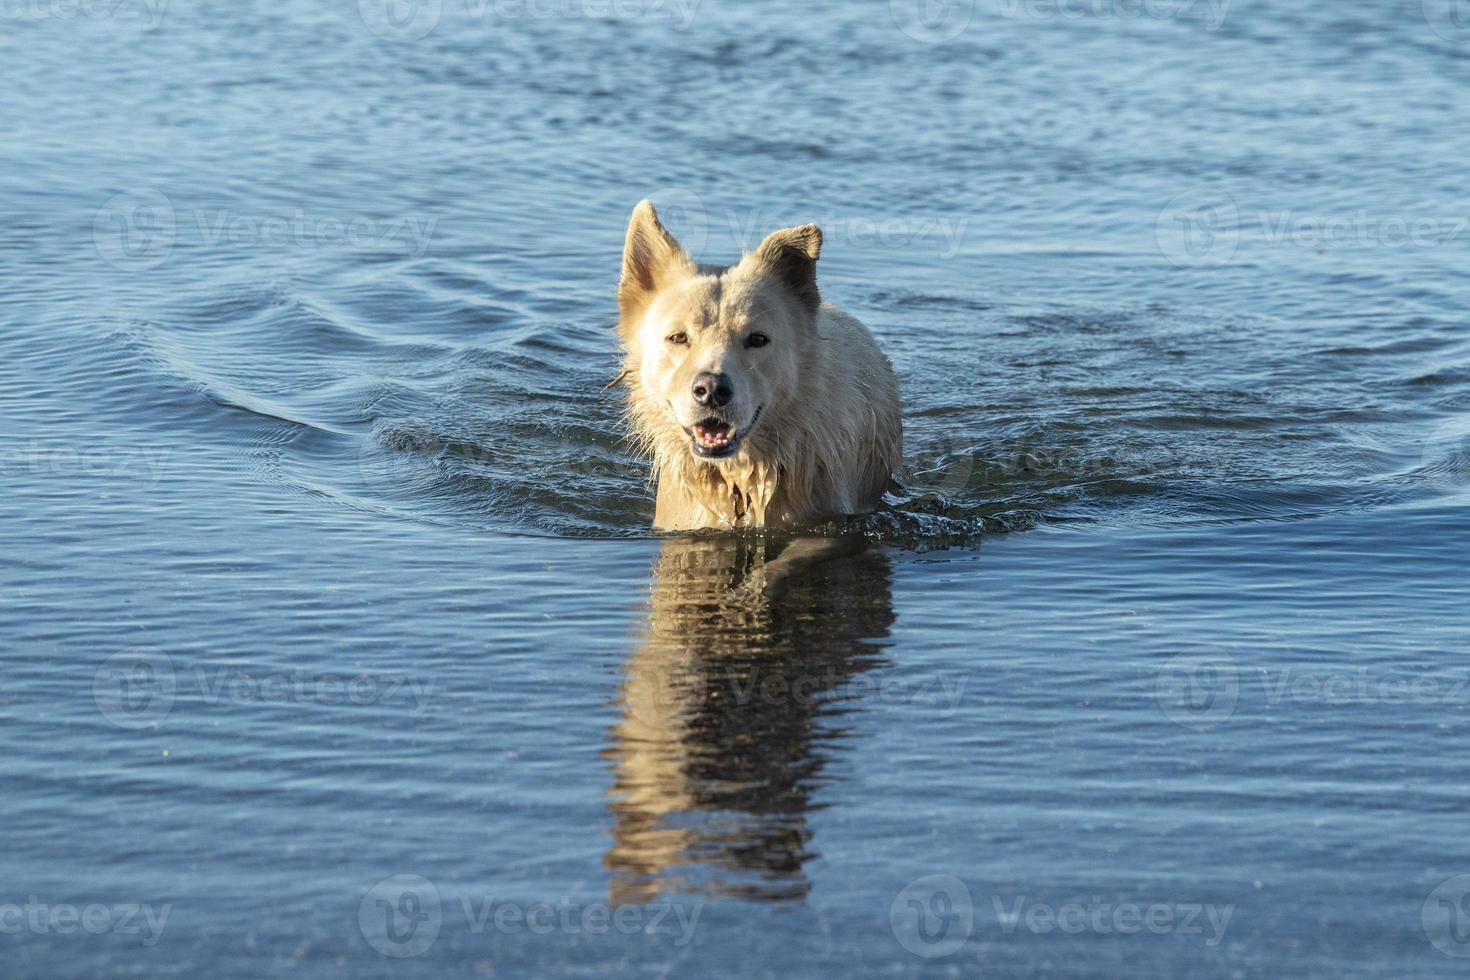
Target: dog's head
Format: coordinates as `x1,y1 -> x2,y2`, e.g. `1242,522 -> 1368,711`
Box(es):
617,200 -> 822,463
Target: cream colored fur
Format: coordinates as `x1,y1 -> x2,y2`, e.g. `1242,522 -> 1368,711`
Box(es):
615,200 -> 902,531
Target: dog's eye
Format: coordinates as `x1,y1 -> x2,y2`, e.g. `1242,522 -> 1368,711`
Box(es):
666,332 -> 688,346
745,332 -> 770,349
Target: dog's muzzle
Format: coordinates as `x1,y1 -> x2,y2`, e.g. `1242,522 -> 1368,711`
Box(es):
688,405 -> 762,459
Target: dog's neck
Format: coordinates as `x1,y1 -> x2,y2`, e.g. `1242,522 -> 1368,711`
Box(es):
678,454 -> 779,529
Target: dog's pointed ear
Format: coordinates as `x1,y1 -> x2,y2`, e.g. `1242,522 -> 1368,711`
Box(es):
748,224 -> 822,313
619,200 -> 693,321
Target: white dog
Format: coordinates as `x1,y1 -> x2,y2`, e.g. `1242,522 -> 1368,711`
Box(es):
615,201 -> 902,530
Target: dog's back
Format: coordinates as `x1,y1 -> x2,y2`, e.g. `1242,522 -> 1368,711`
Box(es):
765,302 -> 900,522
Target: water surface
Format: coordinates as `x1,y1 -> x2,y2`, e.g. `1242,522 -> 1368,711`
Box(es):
3,0 -> 1469,976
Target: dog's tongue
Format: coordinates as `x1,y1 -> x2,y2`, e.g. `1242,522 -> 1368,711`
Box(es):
694,420 -> 732,450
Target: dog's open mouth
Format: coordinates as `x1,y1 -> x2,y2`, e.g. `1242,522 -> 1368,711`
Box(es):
688,406 -> 762,459
691,418 -> 738,458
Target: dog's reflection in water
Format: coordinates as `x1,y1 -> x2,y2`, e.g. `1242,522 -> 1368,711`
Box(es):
604,535 -> 894,904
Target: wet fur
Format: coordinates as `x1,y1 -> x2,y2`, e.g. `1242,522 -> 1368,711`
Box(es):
615,200 -> 902,531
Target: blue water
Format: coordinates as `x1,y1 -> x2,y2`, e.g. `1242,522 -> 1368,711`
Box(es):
3,0 -> 1470,976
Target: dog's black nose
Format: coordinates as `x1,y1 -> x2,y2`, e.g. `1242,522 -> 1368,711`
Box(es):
691,372 -> 733,408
